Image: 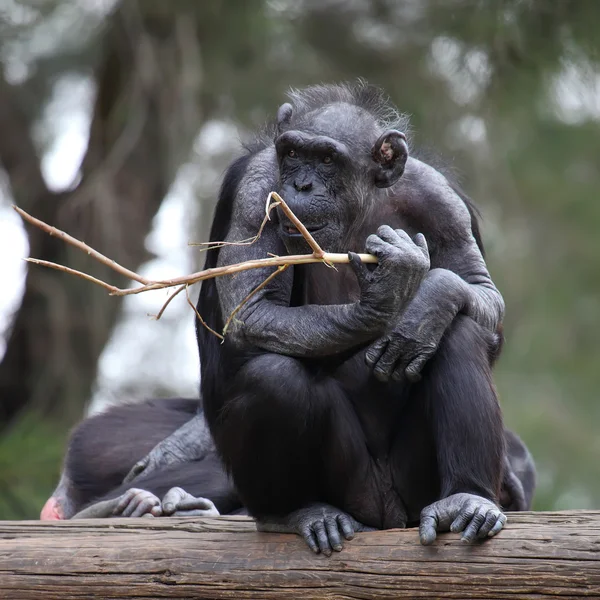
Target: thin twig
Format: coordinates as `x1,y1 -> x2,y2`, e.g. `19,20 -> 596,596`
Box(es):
152,284 -> 187,320
109,250 -> 376,296
185,284 -> 223,340
23,258 -> 121,293
189,207 -> 273,252
267,192 -> 325,257
221,264 -> 289,337
14,205 -> 150,285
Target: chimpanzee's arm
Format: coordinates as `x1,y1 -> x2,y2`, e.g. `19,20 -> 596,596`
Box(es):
216,150 -> 430,357
218,225 -> 429,357
366,161 -> 504,382
123,413 -> 213,484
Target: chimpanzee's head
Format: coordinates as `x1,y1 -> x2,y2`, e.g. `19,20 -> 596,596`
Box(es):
274,82 -> 409,253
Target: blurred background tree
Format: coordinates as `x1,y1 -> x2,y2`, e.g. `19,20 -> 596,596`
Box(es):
0,0 -> 598,518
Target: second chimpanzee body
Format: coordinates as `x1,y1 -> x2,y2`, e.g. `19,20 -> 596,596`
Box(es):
196,83 -> 510,553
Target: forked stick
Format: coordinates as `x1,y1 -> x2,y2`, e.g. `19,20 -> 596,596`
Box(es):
13,192 -> 377,333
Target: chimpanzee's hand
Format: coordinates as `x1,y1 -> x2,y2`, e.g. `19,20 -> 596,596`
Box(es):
419,493 -> 506,545
349,226 -> 430,324
113,488 -> 163,518
161,487 -> 220,517
257,503 -> 376,556
123,443 -> 183,484
123,414 -> 213,484
365,268 -> 463,383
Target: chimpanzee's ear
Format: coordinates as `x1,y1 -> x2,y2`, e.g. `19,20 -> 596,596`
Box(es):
370,130 -> 408,188
277,103 -> 294,133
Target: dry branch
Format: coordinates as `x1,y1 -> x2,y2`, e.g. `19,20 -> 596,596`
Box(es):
14,192 -> 376,336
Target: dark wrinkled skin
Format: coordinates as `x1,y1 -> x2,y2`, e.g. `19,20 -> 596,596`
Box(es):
257,503 -> 376,556
419,493 -> 506,545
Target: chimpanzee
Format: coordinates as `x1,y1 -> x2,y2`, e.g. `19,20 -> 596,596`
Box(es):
41,396 -> 534,521
40,398 -> 242,520
192,82 -> 514,553
122,81 -> 534,553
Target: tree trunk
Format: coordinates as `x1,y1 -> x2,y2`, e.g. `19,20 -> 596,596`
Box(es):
0,511 -> 599,599
0,2 -> 203,430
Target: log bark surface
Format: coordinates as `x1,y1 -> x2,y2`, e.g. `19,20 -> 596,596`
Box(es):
1,511 -> 599,599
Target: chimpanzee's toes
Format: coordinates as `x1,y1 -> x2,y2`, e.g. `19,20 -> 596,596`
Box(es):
420,493 -> 506,545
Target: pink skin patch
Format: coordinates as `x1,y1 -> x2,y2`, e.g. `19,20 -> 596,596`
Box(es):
40,497 -> 64,520
381,141 -> 394,161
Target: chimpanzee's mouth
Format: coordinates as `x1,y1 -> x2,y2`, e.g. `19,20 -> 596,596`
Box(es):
281,224 -> 326,237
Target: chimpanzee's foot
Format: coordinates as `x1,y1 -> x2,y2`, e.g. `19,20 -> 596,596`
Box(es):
257,503 -> 376,556
161,487 -> 220,517
419,493 -> 506,545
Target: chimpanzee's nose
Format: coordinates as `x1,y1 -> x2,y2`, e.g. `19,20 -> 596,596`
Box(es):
294,179 -> 313,192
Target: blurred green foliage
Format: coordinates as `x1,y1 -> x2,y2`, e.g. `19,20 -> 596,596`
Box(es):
0,416 -> 65,519
1,0 -> 599,518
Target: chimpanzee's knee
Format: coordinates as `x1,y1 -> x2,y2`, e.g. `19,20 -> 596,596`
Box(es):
437,314 -> 495,366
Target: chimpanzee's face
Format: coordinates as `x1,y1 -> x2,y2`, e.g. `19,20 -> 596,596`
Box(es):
274,103 -> 408,254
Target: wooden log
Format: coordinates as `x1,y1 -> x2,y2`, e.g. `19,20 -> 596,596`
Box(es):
1,511 -> 599,599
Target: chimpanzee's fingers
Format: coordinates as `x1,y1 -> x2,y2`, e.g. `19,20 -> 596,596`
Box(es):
365,337 -> 388,368
461,506 -> 488,543
162,487 -> 187,515
376,225 -> 411,246
174,496 -> 219,515
391,358 -> 410,382
348,252 -> 370,287
412,233 -> 429,260
123,459 -> 147,484
130,493 -> 161,518
488,513 -> 507,537
121,490 -> 158,518
114,489 -> 137,515
337,514 -> 355,540
313,521 -> 332,556
365,233 -> 395,261
372,339 -> 405,382
167,491 -> 220,517
404,352 -> 432,382
325,517 -> 343,552
419,513 -> 438,545
301,525 -> 319,554
477,509 -> 502,539
450,507 -> 474,533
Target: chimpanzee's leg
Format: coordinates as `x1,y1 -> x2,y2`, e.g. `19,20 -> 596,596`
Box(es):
392,315 -> 506,545
213,353 -> 376,555
501,429 -> 536,511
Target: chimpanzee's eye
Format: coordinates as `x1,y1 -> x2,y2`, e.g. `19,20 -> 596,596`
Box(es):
288,149 -> 297,158
322,155 -> 332,164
